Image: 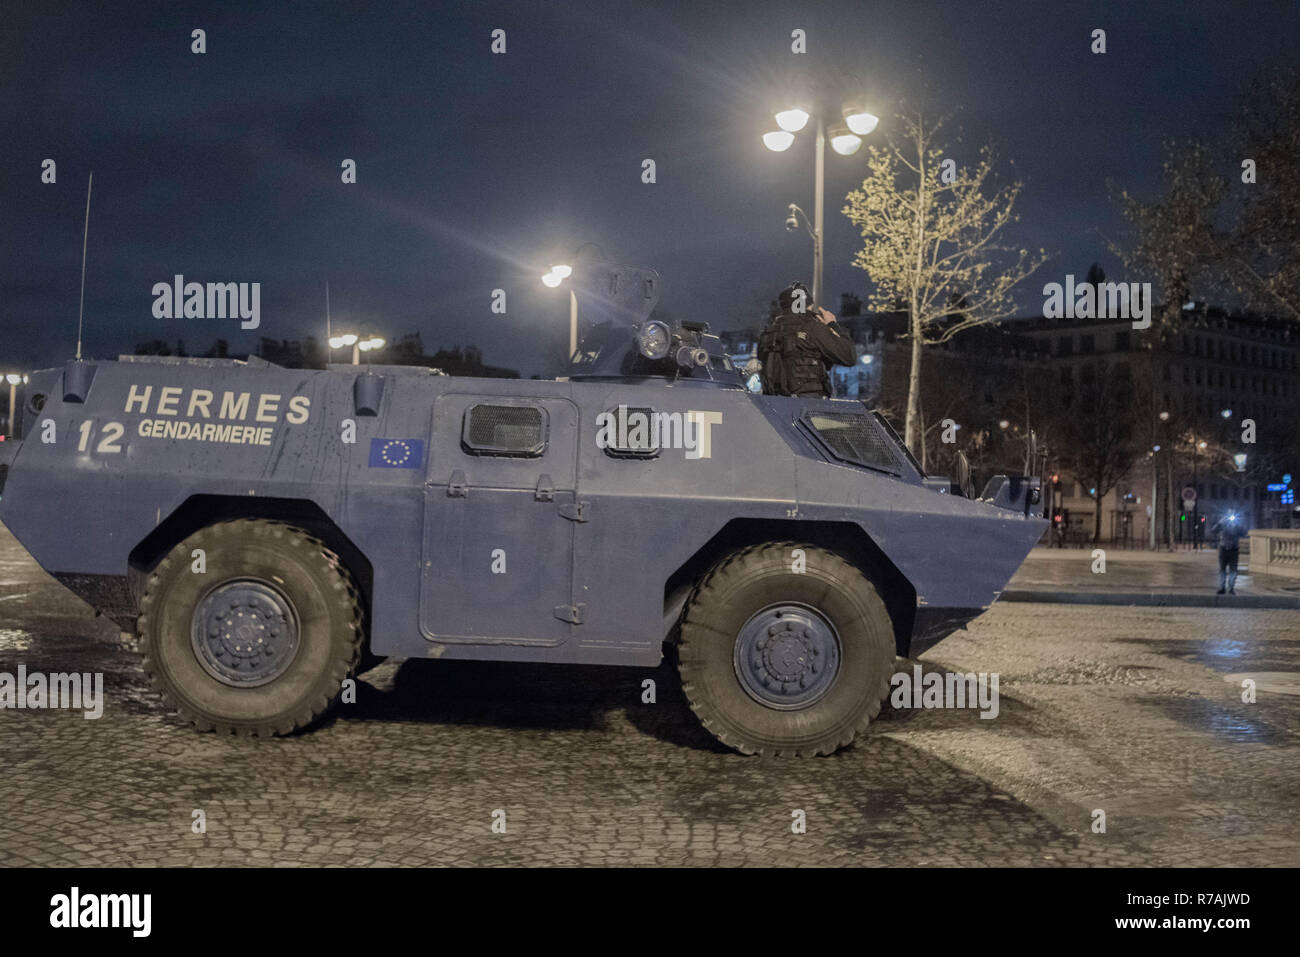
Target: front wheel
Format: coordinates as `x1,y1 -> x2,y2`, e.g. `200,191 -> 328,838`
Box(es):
677,543 -> 895,756
139,519 -> 364,735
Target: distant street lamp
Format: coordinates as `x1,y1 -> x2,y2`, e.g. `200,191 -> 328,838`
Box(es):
1190,437 -> 1208,548
4,373 -> 28,439
542,244 -> 606,361
763,79 -> 880,305
328,332 -> 386,365
1151,410 -> 1171,550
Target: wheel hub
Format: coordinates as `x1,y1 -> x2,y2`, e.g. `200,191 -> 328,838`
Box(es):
734,604 -> 840,710
191,579 -> 300,687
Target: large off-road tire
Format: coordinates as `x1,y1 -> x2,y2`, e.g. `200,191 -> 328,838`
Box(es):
677,542 -> 895,757
139,520 -> 363,735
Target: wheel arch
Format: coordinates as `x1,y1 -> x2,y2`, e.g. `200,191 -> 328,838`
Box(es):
663,518 -> 917,656
128,495 -> 374,625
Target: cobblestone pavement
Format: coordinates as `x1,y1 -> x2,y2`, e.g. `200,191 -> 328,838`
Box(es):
1,524 -> 1297,867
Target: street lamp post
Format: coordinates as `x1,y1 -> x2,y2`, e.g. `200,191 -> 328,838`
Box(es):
813,113 -> 825,303
1191,437 -> 1207,549
1152,410 -> 1170,550
764,82 -> 878,306
5,374 -> 27,438
541,265 -> 578,359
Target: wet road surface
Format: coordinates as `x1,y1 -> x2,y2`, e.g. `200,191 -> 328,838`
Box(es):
1011,547 -> 1300,595
1,524 -> 1297,866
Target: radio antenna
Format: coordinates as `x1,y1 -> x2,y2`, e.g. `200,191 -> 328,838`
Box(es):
325,281 -> 331,343
75,171 -> 93,361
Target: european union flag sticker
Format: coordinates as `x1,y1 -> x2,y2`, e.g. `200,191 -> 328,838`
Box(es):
368,438 -> 425,469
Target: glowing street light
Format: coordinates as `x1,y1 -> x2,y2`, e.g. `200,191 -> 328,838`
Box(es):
541,263 -> 574,289
762,130 -> 795,152
763,77 -> 881,305
329,332 -> 384,365
842,103 -> 880,136
829,123 -> 862,155
774,108 -> 810,133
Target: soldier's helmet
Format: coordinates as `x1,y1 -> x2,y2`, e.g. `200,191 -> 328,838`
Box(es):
778,281 -> 812,313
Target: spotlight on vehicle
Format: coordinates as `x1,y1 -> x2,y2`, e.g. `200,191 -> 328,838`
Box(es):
635,320 -> 671,360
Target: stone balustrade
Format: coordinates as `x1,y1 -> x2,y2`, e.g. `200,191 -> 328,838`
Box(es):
1249,529 -> 1300,578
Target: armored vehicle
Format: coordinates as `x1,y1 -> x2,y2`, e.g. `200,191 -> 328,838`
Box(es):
0,263 -> 1045,756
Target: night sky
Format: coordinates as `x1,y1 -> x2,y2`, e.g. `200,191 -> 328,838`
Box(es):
3,0 -> 1297,377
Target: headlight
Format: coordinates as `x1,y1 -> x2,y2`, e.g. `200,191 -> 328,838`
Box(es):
636,320 -> 670,360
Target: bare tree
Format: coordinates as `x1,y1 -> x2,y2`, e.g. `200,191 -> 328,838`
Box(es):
1047,361 -> 1145,543
1225,67 -> 1300,322
1113,70 -> 1300,325
1111,141 -> 1226,330
843,109 -> 1047,452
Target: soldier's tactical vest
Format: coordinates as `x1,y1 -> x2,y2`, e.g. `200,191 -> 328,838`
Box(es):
759,314 -> 830,397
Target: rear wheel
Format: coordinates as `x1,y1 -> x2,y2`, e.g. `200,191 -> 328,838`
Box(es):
677,543 -> 895,756
139,519 -> 363,735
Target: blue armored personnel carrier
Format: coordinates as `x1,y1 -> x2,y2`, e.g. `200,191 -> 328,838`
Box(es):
0,262 -> 1045,756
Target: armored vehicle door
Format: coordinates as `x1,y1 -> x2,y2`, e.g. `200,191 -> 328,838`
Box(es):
420,393 -> 579,645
